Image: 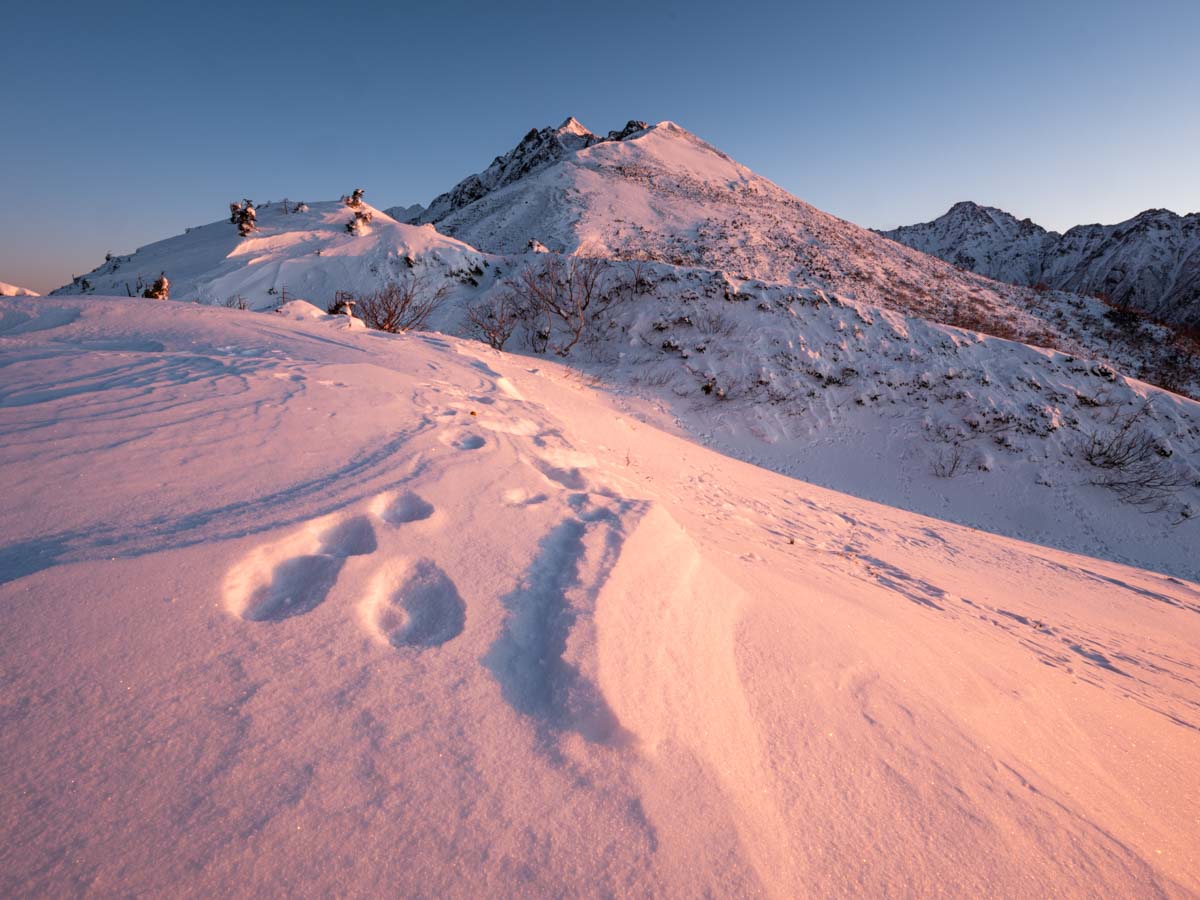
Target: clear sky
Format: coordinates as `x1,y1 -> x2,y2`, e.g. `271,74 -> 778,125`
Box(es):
3,0 -> 1198,294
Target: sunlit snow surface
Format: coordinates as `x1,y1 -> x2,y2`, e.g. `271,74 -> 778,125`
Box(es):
1,297 -> 1198,895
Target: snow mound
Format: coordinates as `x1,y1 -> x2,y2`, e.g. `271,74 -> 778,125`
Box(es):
469,260 -> 1200,579
0,281 -> 39,296
51,200 -> 487,310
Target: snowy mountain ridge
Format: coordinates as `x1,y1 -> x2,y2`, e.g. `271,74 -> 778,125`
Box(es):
879,202 -> 1200,326
406,118 -> 1120,332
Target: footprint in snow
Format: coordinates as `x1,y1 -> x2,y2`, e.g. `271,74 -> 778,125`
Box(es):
439,430 -> 486,451
225,515 -> 377,622
364,560 -> 465,648
455,434 -> 486,451
381,491 -> 435,524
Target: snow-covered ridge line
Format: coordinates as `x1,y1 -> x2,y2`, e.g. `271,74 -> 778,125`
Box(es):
878,201 -> 1200,326
50,199 -> 487,310
405,115 -> 1112,331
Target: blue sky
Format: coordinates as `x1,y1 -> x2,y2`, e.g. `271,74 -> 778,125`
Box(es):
3,0 -> 1198,293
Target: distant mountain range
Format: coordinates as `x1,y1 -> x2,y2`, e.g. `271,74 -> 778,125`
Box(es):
878,202 -> 1200,327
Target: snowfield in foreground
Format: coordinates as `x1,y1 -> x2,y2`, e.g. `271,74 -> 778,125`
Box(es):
1,297 -> 1199,896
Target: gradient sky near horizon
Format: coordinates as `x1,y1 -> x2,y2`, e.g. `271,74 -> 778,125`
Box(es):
3,0 -> 1198,294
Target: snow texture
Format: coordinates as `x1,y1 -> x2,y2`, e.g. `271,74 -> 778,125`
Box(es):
1,296 -> 1198,896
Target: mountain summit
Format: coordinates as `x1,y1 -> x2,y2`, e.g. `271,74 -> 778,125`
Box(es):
412,117 -> 649,225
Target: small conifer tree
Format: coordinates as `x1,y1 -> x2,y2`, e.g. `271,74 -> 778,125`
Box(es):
230,199 -> 257,236
143,273 -> 170,300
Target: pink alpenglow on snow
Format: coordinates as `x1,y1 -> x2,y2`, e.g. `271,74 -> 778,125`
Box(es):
1,295 -> 1198,895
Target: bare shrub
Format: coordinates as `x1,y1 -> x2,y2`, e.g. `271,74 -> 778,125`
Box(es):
221,295 -> 248,310
466,291 -> 520,350
930,443 -> 965,478
1147,330 -> 1200,398
623,258 -> 655,296
507,254 -> 620,356
694,310 -> 739,337
1080,403 -> 1189,509
355,275 -> 450,333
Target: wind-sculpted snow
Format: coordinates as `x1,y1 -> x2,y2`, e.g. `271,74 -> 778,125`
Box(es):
1,297 -> 1199,895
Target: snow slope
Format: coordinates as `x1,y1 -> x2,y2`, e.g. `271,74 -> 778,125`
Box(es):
51,200 -> 485,311
502,264 -> 1200,579
1,296 -> 1198,896
0,281 -> 39,296
879,202 -> 1200,326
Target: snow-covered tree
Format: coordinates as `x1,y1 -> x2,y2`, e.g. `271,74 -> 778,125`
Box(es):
143,273 -> 170,300
346,209 -> 373,234
230,200 -> 257,236
344,188 -> 365,208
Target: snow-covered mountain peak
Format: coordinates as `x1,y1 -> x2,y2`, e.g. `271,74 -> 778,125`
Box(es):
557,115 -> 592,137
413,117 -> 1080,327
417,117 -> 652,224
